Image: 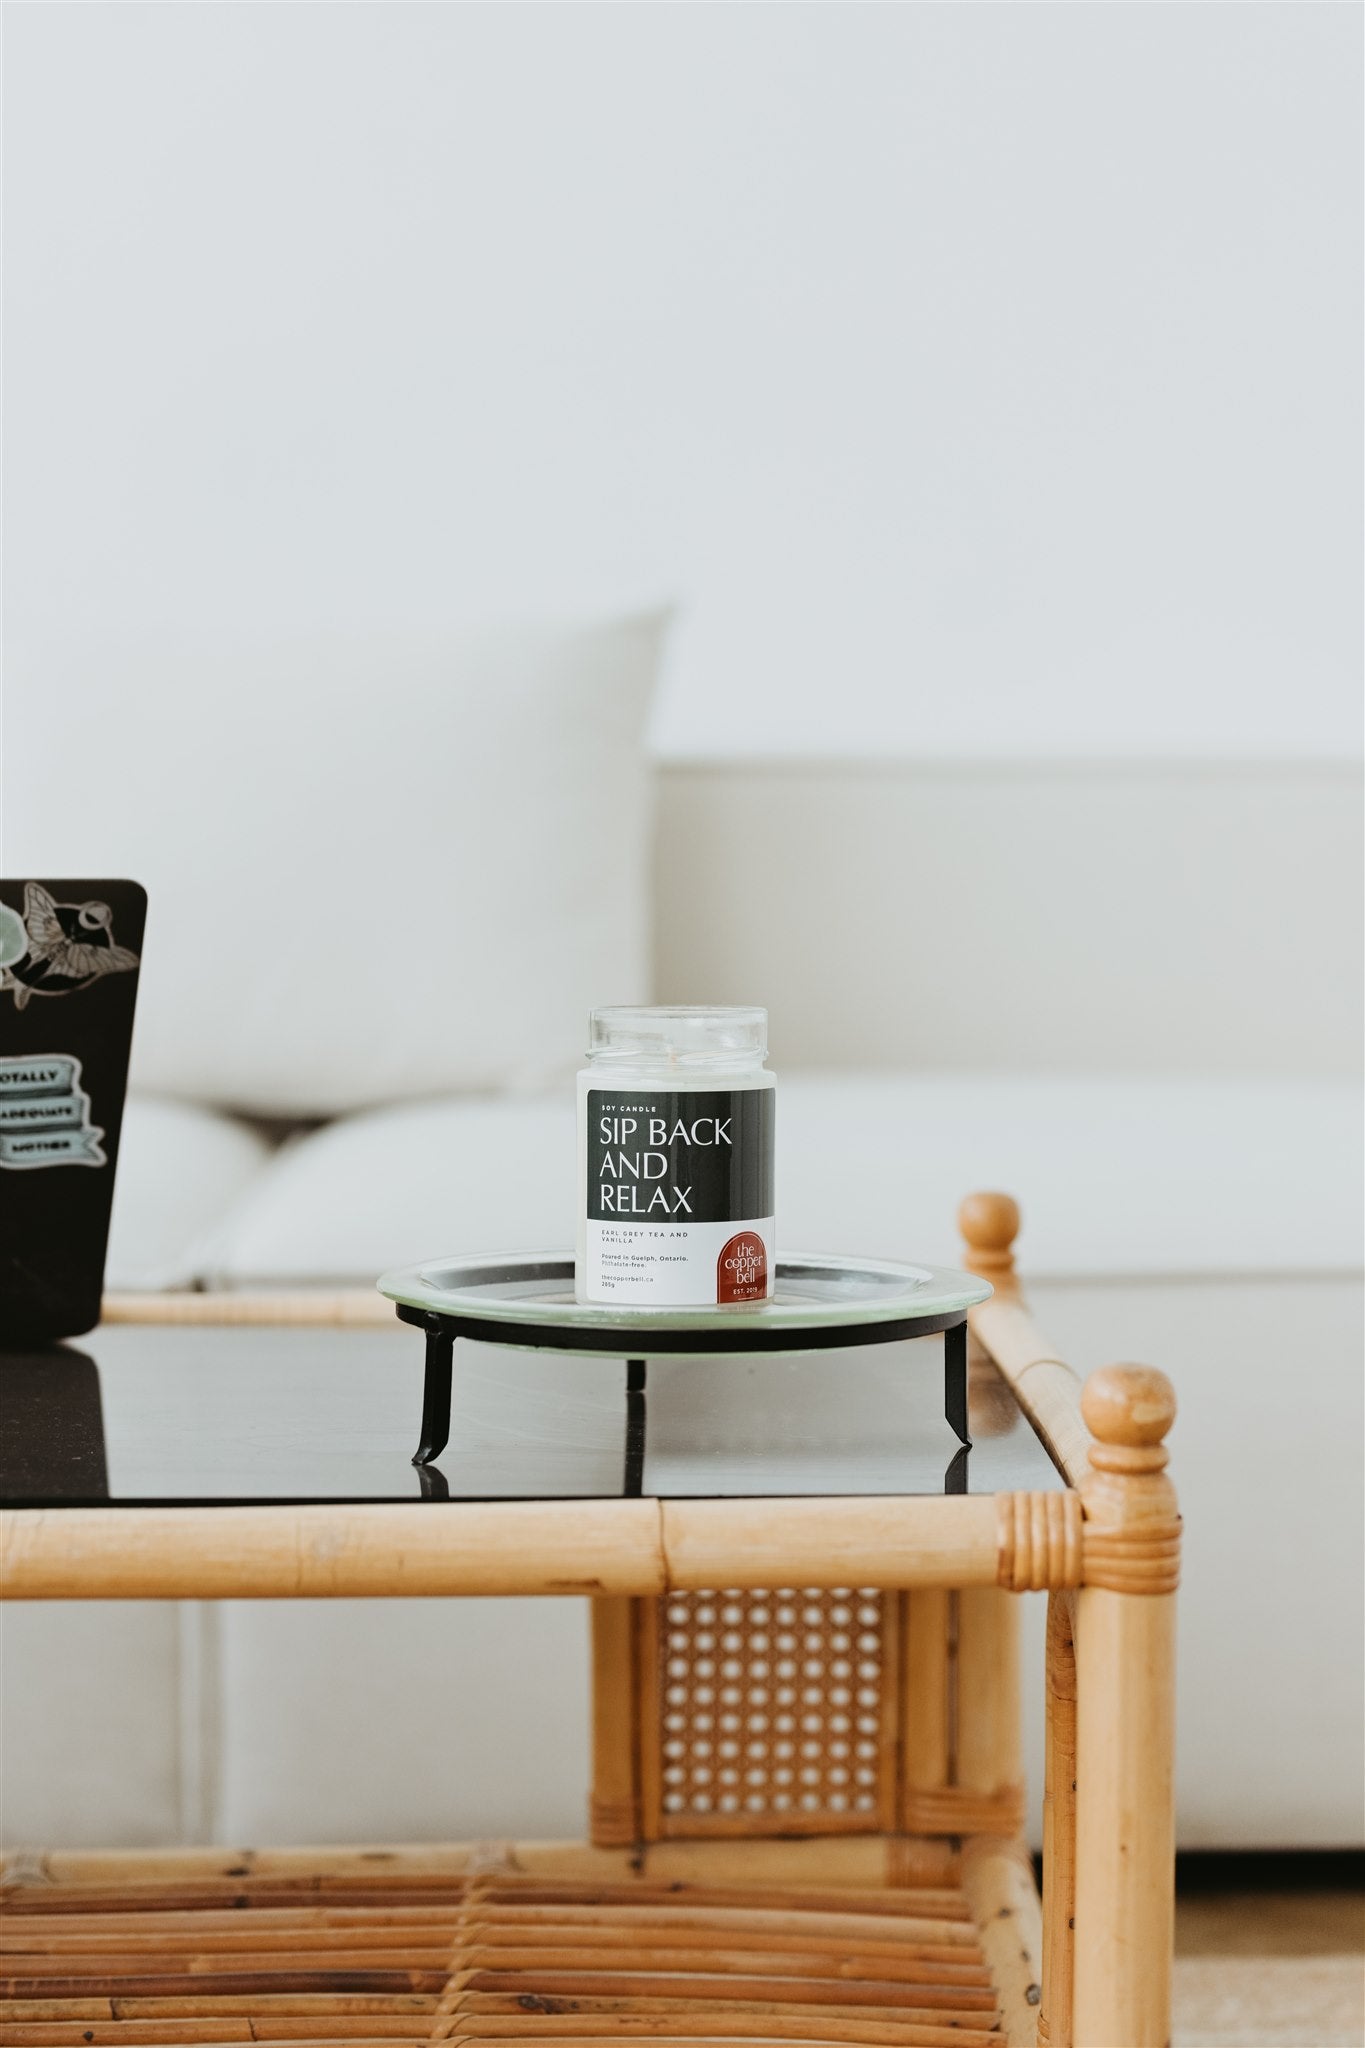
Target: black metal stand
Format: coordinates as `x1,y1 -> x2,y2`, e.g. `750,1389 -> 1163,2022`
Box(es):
411,1318 -> 455,1467
945,1319 -> 970,1449
399,1302 -> 970,1476
624,1359 -> 646,1497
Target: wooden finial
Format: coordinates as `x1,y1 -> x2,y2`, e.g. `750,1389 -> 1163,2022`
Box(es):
1080,1365 -> 1180,1596
1082,1366 -> 1177,1472
959,1191 -> 1021,1290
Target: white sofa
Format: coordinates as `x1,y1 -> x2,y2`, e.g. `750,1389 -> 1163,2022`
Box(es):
4,758 -> 1361,1855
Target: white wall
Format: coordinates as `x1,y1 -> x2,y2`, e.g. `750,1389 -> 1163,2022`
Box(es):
5,3 -> 1360,761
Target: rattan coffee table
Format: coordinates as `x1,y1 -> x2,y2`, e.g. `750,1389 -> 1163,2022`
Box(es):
0,1193 -> 1180,2048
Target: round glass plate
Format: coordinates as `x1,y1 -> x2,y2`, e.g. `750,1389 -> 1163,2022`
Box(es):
377,1250 -> 991,1345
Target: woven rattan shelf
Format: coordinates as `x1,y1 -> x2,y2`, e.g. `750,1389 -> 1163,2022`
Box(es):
0,1195 -> 1180,2048
0,1843 -> 1041,2048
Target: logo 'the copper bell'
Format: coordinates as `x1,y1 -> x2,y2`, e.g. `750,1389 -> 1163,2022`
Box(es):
718,1231 -> 768,1304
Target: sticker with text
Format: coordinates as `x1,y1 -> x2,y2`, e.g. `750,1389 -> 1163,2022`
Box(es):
0,1054 -> 107,1169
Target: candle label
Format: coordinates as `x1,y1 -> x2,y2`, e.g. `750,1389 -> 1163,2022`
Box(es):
584,1087 -> 774,1304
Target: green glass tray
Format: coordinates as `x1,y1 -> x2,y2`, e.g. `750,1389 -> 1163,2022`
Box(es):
377,1250 -> 991,1350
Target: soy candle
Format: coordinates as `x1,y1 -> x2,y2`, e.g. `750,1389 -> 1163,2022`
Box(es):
576,1005 -> 775,1306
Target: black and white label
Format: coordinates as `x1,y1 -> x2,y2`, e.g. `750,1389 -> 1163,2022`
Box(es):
584,1087 -> 774,1304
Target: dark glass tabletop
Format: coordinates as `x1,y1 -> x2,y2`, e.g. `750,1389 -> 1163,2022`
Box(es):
0,1320 -> 1063,1506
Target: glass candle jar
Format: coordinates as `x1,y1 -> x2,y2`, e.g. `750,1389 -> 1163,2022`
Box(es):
576,1005 -> 775,1307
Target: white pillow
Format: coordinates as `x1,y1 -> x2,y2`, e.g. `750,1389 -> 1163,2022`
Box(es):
196,1094 -> 579,1287
198,1073 -> 1365,1287
3,616 -> 665,1113
106,1094 -> 276,1290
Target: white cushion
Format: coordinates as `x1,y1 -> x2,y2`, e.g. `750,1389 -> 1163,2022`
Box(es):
4,616 -> 665,1115
106,1094 -> 277,1291
0,1604 -> 186,1847
216,1598 -> 591,1847
204,1072 -> 1363,1286
773,1074 -> 1362,1277
199,1094 -> 578,1286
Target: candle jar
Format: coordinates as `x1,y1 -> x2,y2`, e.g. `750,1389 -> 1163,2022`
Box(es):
576,1005 -> 775,1307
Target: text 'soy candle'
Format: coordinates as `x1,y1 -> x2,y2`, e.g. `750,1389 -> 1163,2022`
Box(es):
576,1005 -> 775,1306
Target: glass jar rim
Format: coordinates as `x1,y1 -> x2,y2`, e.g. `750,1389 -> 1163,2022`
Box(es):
587,1004 -> 768,1064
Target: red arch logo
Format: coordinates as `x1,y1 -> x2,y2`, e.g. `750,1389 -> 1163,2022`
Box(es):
718,1231 -> 768,1303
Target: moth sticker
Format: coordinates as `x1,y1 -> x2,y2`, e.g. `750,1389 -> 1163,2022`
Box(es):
0,883 -> 140,1008
0,1053 -> 109,1169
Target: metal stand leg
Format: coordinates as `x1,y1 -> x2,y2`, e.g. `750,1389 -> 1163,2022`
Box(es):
945,1320 -> 971,1448
623,1358 -> 647,1497
412,1324 -> 455,1466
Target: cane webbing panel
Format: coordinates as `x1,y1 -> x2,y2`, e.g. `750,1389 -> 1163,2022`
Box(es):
0,1864 -> 1010,2046
641,1587 -> 900,1837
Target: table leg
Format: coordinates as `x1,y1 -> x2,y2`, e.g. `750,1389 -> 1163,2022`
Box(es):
412,1325 -> 455,1466
945,1320 -> 971,1447
624,1358 -> 647,1497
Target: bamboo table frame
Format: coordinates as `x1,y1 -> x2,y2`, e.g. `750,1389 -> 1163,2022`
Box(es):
0,1193 -> 1180,2048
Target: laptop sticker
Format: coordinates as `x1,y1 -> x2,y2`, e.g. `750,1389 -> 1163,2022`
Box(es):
0,1053 -> 107,1170
0,883 -> 140,1009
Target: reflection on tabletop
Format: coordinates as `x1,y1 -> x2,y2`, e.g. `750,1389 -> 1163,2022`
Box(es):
0,1323 -> 1060,1506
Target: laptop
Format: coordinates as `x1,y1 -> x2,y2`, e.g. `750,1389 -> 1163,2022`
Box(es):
0,878 -> 147,1344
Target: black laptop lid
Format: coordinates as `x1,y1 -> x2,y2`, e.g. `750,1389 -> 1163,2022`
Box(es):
0,879 -> 146,1345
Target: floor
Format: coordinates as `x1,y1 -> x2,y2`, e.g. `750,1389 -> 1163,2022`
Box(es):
1174,1884 -> 1364,2048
